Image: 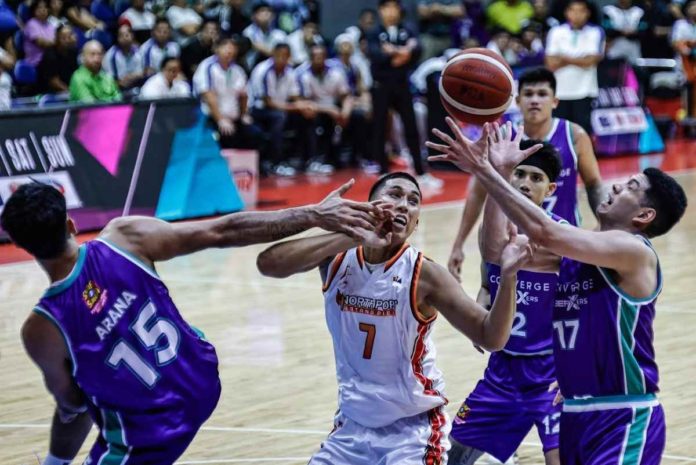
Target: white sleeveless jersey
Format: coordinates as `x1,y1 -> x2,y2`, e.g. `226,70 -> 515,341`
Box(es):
322,244 -> 447,428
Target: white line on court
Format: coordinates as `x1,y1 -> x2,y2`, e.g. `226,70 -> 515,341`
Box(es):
177,458 -> 307,464
1,423 -> 694,462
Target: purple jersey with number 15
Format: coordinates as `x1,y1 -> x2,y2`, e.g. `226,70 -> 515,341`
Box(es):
34,239 -> 220,461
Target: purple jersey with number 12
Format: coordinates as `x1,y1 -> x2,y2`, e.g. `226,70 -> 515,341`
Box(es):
34,239 -> 220,461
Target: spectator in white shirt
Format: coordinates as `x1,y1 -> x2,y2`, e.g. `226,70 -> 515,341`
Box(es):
545,0 -> 604,133
672,0 -> 696,114
603,0 -> 646,63
139,56 -> 191,99
296,44 -> 351,173
167,0 -> 202,38
287,19 -> 324,65
141,18 -> 180,77
194,36 -> 261,150
103,24 -> 145,90
242,2 -> 287,69
119,0 -> 155,44
248,42 -> 315,176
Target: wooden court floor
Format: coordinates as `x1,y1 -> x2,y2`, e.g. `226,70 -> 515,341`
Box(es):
0,172 -> 695,465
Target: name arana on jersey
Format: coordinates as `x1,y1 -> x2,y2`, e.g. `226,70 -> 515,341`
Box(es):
95,290 -> 138,341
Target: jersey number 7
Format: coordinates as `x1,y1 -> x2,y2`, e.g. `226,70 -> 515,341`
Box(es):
359,322 -> 376,359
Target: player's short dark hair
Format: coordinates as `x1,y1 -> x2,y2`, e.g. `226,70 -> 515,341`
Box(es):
0,183 -> 69,259
359,8 -> 377,18
566,0 -> 593,10
641,168 -> 687,238
160,55 -> 180,69
29,0 -> 48,18
518,67 -> 556,95
252,1 -> 271,13
154,17 -> 171,29
216,35 -> 239,48
518,140 -> 562,182
273,42 -> 290,53
369,172 -> 422,201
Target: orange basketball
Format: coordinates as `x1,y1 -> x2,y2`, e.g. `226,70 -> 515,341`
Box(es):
439,48 -> 514,126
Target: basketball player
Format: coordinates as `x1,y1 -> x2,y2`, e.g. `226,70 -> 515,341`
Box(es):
428,118 -> 687,465
256,172 -> 537,465
447,67 -> 603,281
0,180 -> 384,465
448,132 -> 566,465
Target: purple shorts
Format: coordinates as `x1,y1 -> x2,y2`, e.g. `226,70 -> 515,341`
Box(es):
560,402 -> 665,465
84,431 -> 198,465
450,351 -> 560,463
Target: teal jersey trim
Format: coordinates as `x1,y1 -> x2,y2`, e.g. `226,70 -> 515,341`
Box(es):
32,306 -> 78,376
43,245 -> 87,297
619,299 -> 647,394
95,238 -> 160,280
620,407 -> 652,465
98,409 -> 130,465
597,237 -> 662,304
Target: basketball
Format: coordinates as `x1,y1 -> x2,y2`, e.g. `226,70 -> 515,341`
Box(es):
439,48 -> 515,125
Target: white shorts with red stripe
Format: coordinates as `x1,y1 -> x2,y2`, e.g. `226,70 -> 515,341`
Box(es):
308,407 -> 450,465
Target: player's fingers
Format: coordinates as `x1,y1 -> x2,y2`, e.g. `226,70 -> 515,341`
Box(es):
504,121 -> 514,141
427,154 -> 452,163
521,143 -> 543,158
513,123 -> 525,144
431,128 -> 456,147
348,201 -> 382,216
330,178 -> 355,198
425,141 -> 452,153
444,116 -> 462,140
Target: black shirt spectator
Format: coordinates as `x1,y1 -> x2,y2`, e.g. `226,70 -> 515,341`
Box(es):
37,23 -> 78,93
365,0 -> 439,183
180,19 -> 219,81
204,0 -> 250,35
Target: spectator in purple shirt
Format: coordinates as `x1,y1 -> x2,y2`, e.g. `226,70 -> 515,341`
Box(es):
24,0 -> 56,66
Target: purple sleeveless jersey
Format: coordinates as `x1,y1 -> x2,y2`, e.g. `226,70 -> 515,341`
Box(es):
516,118 -> 580,226
553,237 -> 661,398
35,239 -> 220,461
485,213 -> 566,355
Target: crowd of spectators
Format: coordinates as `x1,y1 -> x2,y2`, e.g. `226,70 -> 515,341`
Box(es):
0,0 -> 694,178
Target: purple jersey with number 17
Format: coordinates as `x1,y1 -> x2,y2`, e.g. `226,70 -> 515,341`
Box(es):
35,239 -> 220,461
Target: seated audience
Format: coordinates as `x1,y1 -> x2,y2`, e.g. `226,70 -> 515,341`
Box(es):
287,19 -> 323,65
69,39 -> 121,102
120,0 -> 156,44
24,0 -> 56,66
194,36 -> 259,149
37,23 -> 78,92
103,24 -> 144,90
181,18 -> 219,81
167,0 -> 202,38
603,0 -> 646,63
140,18 -> 180,76
140,55 -> 191,99
242,1 -> 287,68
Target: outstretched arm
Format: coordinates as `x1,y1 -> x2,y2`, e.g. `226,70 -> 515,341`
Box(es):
100,180 -> 383,267
420,228 -> 534,351
448,177 -> 487,280
427,118 -> 655,277
257,233 -> 357,278
22,313 -> 93,462
258,211 -> 395,278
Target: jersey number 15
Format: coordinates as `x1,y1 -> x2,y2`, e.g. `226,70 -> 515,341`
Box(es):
106,301 -> 180,388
